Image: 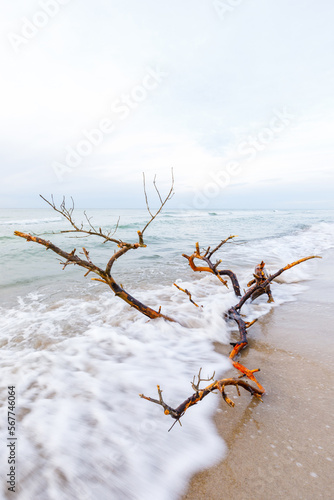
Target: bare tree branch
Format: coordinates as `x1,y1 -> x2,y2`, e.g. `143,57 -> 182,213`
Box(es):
153,174 -> 163,204
16,188 -> 323,429
40,194 -> 121,244
139,371 -> 263,427
182,236 -> 241,294
15,173 -> 177,322
141,237 -> 322,427
173,283 -> 201,307
207,235 -> 238,259
235,256 -> 321,311
140,168 -> 174,236
142,172 -> 154,218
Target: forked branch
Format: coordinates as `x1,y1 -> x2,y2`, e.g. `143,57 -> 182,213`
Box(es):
182,236 -> 241,294
141,236 -> 321,427
140,168 -> 174,237
14,231 -> 175,321
40,195 -> 121,244
140,369 -> 263,428
15,174 -> 176,322
235,255 -> 321,310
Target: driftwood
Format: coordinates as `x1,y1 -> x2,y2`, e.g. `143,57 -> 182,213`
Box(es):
14,172 -> 175,322
140,237 -> 321,428
14,176 -> 321,428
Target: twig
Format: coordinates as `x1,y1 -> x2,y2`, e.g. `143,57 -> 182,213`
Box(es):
140,375 -> 263,427
141,168 -> 174,235
182,237 -> 241,294
40,194 -> 121,244
14,231 -> 175,322
141,240 -> 322,426
173,283 -> 201,307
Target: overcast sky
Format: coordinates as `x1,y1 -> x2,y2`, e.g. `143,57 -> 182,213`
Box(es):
1,0 -> 333,209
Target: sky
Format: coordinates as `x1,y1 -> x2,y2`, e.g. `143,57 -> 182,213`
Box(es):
0,0 -> 333,209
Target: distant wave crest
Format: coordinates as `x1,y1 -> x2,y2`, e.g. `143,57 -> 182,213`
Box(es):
0,217 -> 62,225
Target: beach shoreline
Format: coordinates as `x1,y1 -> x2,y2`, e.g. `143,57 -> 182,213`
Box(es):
1,210 -> 333,500
182,250 -> 334,500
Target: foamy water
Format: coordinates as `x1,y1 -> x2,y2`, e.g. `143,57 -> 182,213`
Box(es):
0,209 -> 333,499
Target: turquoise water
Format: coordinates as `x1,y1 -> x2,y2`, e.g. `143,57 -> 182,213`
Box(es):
1,207 -> 333,296
0,207 -> 333,500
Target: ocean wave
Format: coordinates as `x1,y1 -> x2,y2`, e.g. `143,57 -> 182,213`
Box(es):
0,259 -> 312,500
271,221 -> 334,255
0,280 -> 234,500
0,210 -> 332,499
1,217 -> 62,225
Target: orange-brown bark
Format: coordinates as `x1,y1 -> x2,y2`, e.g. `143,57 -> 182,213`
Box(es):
173,283 -> 200,307
141,239 -> 321,427
140,376 -> 263,427
14,174 -> 175,322
182,236 -> 241,294
14,231 -> 175,322
14,198 -> 321,428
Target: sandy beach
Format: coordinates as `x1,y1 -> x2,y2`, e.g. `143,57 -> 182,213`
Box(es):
183,250 -> 334,500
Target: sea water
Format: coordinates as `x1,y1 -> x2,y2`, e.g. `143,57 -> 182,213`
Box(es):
0,208 -> 333,500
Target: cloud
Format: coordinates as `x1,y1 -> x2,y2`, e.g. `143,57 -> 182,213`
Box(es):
1,0 -> 334,208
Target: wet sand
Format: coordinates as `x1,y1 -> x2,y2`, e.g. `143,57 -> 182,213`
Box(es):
183,252 -> 334,500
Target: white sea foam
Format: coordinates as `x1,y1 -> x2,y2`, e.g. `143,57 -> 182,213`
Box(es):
0,280 -> 235,500
0,211 -> 333,499
0,267 -> 311,500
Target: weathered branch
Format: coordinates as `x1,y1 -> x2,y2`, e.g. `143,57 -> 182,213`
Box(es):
218,270 -> 241,296
15,174 -> 176,322
182,236 -> 241,293
207,235 -> 238,259
141,238 -> 321,427
40,195 -> 121,244
235,256 -> 321,311
14,231 -> 176,321
105,244 -> 141,276
16,191 -> 323,429
141,169 -> 174,235
173,283 -> 201,307
191,367 -> 215,392
139,372 -> 263,426
14,232 -> 104,276
226,256 -> 320,391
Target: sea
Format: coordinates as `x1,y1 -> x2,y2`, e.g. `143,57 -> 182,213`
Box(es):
0,208 -> 334,500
